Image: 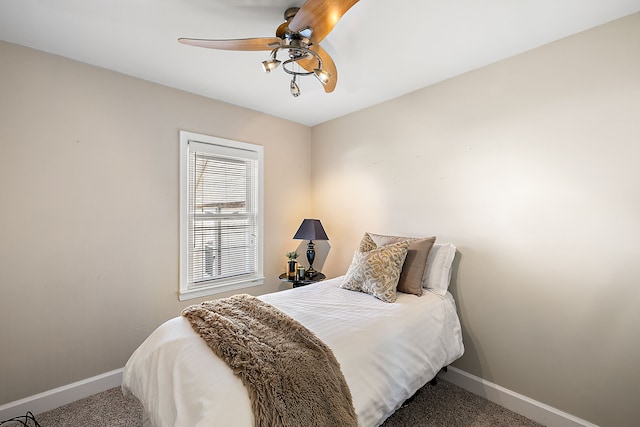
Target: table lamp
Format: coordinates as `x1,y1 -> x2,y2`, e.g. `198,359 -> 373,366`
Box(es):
293,219 -> 329,278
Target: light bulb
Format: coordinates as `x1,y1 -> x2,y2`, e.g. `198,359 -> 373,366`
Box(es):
290,78 -> 300,97
313,68 -> 331,85
261,59 -> 281,73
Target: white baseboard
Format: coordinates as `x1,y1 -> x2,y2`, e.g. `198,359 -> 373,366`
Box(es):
440,366 -> 598,427
0,368 -> 123,421
1,366 -> 598,427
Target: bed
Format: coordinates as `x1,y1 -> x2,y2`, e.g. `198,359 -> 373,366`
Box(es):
122,240 -> 464,427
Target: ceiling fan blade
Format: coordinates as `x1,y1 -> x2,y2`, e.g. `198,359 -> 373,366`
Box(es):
178,37 -> 282,51
289,0 -> 360,43
297,45 -> 338,93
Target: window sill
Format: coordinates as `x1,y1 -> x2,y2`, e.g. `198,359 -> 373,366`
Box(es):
179,276 -> 264,301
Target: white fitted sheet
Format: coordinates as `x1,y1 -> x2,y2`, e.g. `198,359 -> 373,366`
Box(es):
122,276 -> 464,427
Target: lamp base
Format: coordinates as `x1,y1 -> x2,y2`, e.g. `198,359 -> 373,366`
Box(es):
305,240 -> 317,276
305,267 -> 319,278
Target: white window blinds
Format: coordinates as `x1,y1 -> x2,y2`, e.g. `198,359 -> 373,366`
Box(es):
180,132 -> 264,300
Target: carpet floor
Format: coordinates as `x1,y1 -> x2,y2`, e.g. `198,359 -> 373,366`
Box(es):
14,379 -> 543,426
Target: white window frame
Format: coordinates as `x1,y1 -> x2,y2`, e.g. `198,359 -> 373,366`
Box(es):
179,130 -> 264,301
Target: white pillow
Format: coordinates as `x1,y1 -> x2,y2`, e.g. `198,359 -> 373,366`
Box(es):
422,243 -> 456,295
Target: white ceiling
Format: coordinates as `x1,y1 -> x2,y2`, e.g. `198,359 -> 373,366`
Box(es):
1,0 -> 639,126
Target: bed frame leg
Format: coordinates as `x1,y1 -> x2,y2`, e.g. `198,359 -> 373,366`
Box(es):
429,366 -> 448,386
401,390 -> 419,408
402,366 -> 449,408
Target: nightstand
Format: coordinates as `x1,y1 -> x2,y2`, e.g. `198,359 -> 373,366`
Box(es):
279,272 -> 326,288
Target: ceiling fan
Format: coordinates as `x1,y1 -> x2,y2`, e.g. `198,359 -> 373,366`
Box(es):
178,0 -> 360,97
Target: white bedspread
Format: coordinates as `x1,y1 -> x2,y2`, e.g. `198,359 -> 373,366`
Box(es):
122,276 -> 464,427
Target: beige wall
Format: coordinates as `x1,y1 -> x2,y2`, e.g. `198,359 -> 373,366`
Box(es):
311,13 -> 640,427
0,41 -> 311,404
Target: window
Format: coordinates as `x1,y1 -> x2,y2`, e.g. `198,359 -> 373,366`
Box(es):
179,131 -> 264,300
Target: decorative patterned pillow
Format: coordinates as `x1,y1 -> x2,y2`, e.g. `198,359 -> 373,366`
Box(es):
340,234 -> 410,303
368,233 -> 436,296
358,232 -> 377,252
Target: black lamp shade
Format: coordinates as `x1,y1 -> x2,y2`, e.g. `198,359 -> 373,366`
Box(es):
293,219 -> 329,241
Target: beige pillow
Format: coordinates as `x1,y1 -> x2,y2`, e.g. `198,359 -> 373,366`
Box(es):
340,234 -> 410,303
368,233 -> 436,296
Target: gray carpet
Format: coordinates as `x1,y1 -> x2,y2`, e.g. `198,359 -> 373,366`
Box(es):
19,379 -> 543,426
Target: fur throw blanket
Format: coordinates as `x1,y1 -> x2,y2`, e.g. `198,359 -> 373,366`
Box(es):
182,294 -> 358,427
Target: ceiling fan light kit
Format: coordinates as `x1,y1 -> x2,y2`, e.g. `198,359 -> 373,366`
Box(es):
313,68 -> 332,85
178,0 -> 360,97
290,75 -> 301,97
261,56 -> 281,73
262,33 -> 332,96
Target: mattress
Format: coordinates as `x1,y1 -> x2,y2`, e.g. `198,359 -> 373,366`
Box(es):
122,275 -> 464,427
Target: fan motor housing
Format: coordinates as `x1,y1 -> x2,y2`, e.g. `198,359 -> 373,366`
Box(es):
284,7 -> 299,21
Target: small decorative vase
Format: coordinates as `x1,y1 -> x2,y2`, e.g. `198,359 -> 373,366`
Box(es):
287,260 -> 298,280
